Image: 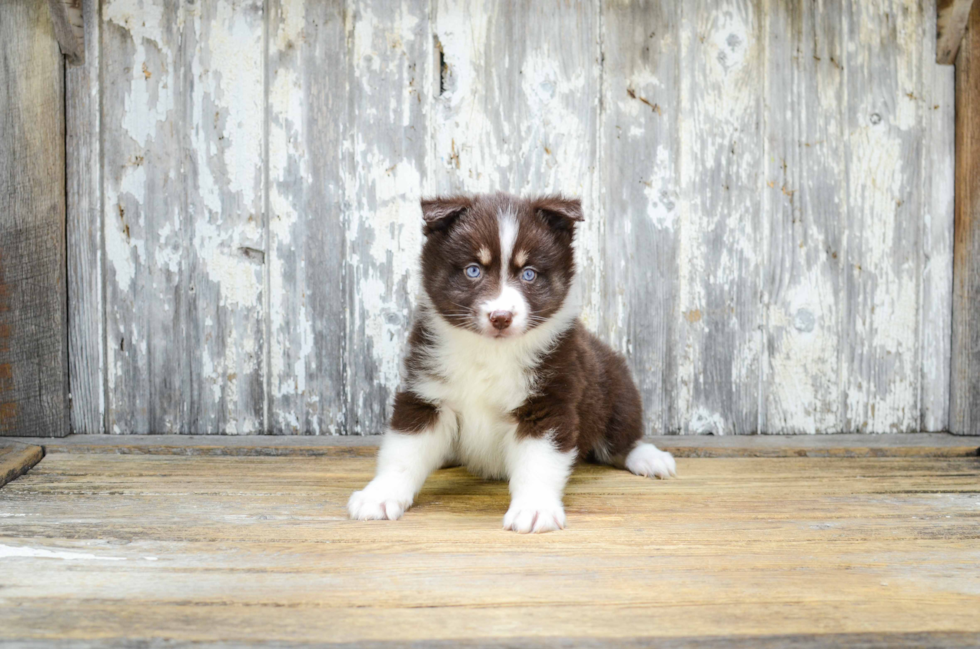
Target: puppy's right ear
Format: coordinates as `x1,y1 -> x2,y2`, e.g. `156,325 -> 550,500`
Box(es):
421,196 -> 471,235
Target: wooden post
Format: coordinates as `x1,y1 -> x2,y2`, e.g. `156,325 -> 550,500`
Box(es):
951,1 -> 980,434
66,0 -> 103,434
0,0 -> 70,437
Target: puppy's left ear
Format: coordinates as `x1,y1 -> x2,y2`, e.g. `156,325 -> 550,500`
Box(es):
421,196 -> 472,235
532,196 -> 584,232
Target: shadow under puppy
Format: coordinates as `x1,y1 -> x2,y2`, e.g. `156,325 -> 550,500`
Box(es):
349,193 -> 676,533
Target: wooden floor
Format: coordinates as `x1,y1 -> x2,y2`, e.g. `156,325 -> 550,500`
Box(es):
1,444 -> 979,647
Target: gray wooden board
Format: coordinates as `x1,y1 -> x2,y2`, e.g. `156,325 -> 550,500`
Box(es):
841,0 -> 925,433
761,0 -> 844,434
66,0 -> 104,435
920,4 -> 956,432
62,0 -> 956,435
677,0 -> 765,434
101,0 -> 185,434
599,0 -> 678,435
266,0 -> 348,434
0,0 -> 70,438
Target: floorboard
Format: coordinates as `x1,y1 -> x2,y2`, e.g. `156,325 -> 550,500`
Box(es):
0,451 -> 978,646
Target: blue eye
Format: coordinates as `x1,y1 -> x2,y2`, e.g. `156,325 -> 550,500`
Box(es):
521,268 -> 537,282
465,264 -> 482,279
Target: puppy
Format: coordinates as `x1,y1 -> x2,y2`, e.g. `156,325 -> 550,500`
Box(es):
348,193 -> 676,533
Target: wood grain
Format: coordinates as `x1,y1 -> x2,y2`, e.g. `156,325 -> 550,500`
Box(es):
102,0 -> 268,433
937,0 -> 975,63
266,0 -> 348,434
920,3 -> 957,431
0,0 -> 70,438
677,0 -> 765,434
762,0 -> 844,433
101,0 -> 186,434
0,444 -> 43,488
46,0 -> 85,66
184,0 -> 267,433
951,0 -> 980,435
0,453 -> 978,644
600,0 -> 679,435
66,0 -> 104,434
841,0 -> 924,433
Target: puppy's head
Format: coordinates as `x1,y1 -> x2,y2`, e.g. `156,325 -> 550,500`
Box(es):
419,192 -> 582,339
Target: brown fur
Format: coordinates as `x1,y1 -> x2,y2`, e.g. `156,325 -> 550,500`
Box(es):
513,323 -> 644,460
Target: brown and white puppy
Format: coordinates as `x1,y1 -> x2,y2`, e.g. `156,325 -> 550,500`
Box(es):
348,193 -> 676,533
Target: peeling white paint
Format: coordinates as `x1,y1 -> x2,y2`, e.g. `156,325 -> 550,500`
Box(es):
90,0 -> 952,435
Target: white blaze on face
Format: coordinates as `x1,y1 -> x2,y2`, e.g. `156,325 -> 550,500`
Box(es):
479,208 -> 529,336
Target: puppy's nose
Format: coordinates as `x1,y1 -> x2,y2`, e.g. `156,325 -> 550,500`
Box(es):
489,310 -> 513,330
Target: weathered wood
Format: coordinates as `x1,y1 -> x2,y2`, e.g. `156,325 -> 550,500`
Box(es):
8,635 -> 980,649
66,0 -> 103,435
46,0 -> 85,66
14,432 -> 980,458
762,0 -> 844,433
841,0 -> 924,433
0,444 -> 44,488
266,0 -> 348,434
951,1 -> 980,435
920,3 -> 957,431
102,0 -> 267,433
937,0 -> 975,63
66,0 -> 956,435
0,0 -> 69,438
345,0 -> 431,434
101,0 -> 185,434
675,0 -> 765,434
184,0 -> 267,433
599,0 -> 679,435
1,453 -> 979,643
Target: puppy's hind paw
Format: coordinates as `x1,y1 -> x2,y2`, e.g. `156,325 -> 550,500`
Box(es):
625,443 -> 677,479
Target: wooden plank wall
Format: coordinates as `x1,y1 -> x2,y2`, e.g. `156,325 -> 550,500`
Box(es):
0,0 -> 70,437
66,0 -> 956,435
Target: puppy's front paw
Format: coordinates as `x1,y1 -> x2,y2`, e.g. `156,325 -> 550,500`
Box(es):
625,442 -> 677,479
503,498 -> 566,534
347,483 -> 413,521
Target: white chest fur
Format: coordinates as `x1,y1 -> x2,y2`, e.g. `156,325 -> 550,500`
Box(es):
406,283 -> 583,479
411,325 -> 535,479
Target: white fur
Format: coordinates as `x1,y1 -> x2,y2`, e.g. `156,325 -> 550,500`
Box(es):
477,208 -> 528,336
498,207 -> 519,269
625,442 -> 677,479
503,434 -> 576,533
347,412 -> 456,520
